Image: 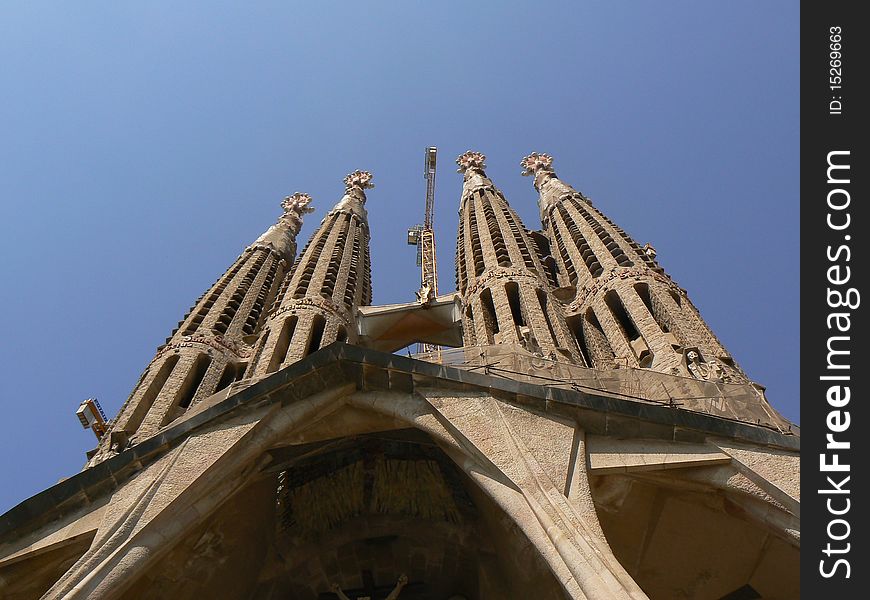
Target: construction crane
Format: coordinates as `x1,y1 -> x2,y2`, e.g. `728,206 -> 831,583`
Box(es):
407,147 -> 440,355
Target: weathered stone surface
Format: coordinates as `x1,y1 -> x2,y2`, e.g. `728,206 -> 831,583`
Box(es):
1,153 -> 799,599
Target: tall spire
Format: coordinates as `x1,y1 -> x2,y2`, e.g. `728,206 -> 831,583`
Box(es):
454,151 -> 582,363
89,193 -> 314,462
250,171 -> 374,376
523,151 -> 746,382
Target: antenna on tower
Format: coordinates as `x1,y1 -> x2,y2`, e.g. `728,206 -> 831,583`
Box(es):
407,147 -> 441,356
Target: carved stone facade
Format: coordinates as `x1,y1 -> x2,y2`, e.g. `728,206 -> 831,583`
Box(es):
250,172 -> 374,377
522,152 -> 747,382
0,155 -> 798,600
88,193 -> 314,464
455,152 -> 581,363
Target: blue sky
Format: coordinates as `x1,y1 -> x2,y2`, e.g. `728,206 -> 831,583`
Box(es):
0,2 -> 799,513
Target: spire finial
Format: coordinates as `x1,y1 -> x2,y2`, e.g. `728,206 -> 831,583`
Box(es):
520,152 -> 554,177
344,170 -> 374,192
280,192 -> 315,235
456,151 -> 486,173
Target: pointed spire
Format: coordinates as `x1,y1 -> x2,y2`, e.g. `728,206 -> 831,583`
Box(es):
456,150 -> 486,174
330,170 -> 374,219
520,151 -> 583,217
456,150 -> 494,196
280,192 -> 315,235
254,192 -> 315,260
520,152 -> 555,189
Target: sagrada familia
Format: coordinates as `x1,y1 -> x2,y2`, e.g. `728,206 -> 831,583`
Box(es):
0,152 -> 799,599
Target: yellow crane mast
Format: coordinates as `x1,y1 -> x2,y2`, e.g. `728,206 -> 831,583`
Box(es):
407,146 -> 440,355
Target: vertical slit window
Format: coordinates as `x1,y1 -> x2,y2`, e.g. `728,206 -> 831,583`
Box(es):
215,363 -> 237,392
480,288 -> 499,336
584,309 -> 616,367
268,316 -> 298,373
604,290 -> 641,344
469,203 -> 486,277
176,354 -> 212,410
505,282 -> 525,328
635,283 -> 672,334
306,315 -> 327,356
464,306 -> 477,345
127,354 -> 180,431
567,315 -> 592,366
536,289 -> 559,347
336,326 -> 348,343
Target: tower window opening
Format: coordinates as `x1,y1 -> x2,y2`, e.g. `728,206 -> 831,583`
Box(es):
634,283 -> 669,333
536,289 -> 560,348
321,215 -> 350,298
456,222 -> 468,293
336,326 -> 348,343
361,241 -> 373,305
244,258 -> 278,335
469,204 -> 486,277
482,198 -> 510,267
605,290 -> 639,340
464,305 -> 477,345
505,282 -> 525,328
176,354 -> 212,410
585,308 -> 617,367
306,315 -> 327,356
573,200 -> 632,267
567,315 -> 592,366
127,354 -> 180,431
480,288 -> 499,337
559,205 -> 603,277
268,316 -> 298,373
248,329 -> 269,376
293,230 -> 330,299
215,362 -> 237,392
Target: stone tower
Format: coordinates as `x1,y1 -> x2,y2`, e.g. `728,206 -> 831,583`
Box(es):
250,170 -> 374,377
0,154 -> 798,600
90,192 -> 314,460
521,152 -> 747,383
455,151 -> 581,363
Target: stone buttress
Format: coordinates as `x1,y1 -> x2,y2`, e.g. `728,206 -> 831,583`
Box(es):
521,152 -> 747,383
454,151 -> 582,363
90,193 -> 314,461
249,171 -> 374,376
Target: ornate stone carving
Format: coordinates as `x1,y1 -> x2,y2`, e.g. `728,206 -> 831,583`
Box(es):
465,266 -> 542,297
155,333 -> 252,359
280,192 -> 315,235
270,295 -> 352,323
684,348 -> 729,383
344,170 -> 374,191
456,150 -> 486,173
520,152 -> 554,177
567,266 -> 675,313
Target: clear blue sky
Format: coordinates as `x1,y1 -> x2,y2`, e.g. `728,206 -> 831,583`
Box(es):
0,2 -> 799,513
